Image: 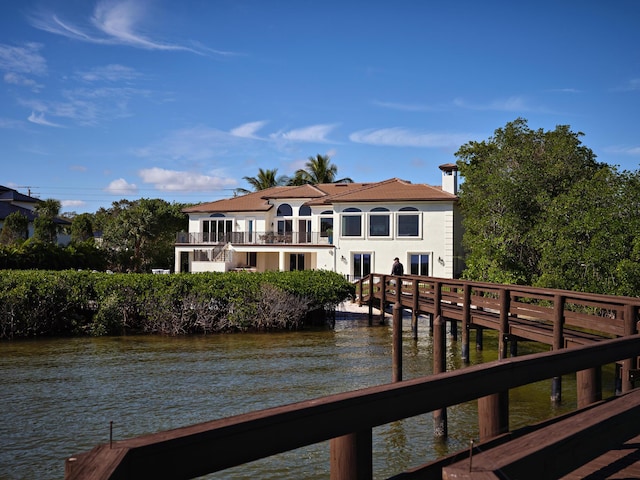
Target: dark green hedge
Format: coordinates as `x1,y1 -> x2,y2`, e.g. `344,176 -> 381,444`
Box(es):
0,270 -> 355,338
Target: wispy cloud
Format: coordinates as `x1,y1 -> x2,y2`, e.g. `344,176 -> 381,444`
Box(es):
105,178 -> 138,195
138,167 -> 236,191
270,124 -> 338,143
349,127 -> 471,148
230,121 -> 268,139
28,0 -> 231,56
27,111 -> 64,127
76,64 -> 141,82
603,145 -> 640,156
0,42 -> 47,75
5,72 -> 44,92
453,96 -> 530,111
20,86 -> 148,126
372,100 -> 438,112
135,125 -> 242,162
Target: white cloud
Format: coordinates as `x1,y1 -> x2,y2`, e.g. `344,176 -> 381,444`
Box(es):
372,100 -> 437,112
27,111 -> 64,128
453,96 -> 529,111
0,42 -> 47,75
4,72 -> 43,91
28,0 -> 226,56
105,178 -> 138,194
77,64 -> 141,82
138,167 -> 236,191
349,127 -> 470,148
603,145 -> 640,156
270,124 -> 338,143
230,121 -> 268,139
61,199 -> 87,208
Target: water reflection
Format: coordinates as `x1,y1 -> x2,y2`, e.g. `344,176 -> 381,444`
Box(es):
0,315 -> 613,479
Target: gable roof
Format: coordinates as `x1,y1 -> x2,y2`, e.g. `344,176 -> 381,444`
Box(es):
184,178 -> 456,214
0,185 -> 40,204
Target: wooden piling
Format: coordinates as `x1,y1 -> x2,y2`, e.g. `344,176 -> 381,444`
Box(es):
433,315 -> 447,438
330,430 -> 372,480
551,294 -> 565,403
478,391 -> 509,440
577,367 -> 602,409
461,283 -> 471,363
498,288 -> 510,360
392,302 -> 402,383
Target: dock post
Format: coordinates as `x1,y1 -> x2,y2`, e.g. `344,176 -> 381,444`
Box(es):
551,294 -> 565,403
392,302 -> 402,383
330,430 -> 373,480
461,283 -> 471,363
379,275 -> 387,325
476,326 -> 484,350
411,279 -> 419,340
478,391 -> 509,440
498,288 -> 510,360
577,367 -> 602,408
433,315 -> 447,438
622,304 -> 638,393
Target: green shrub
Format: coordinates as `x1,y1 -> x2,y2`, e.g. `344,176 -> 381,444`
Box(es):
0,269 -> 354,338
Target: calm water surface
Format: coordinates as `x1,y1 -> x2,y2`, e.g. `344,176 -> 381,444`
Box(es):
0,312 -> 614,479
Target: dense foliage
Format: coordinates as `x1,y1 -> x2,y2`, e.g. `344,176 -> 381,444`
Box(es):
0,269 -> 355,339
456,118 -> 640,296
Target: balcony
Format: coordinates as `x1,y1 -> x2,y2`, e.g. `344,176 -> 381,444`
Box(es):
176,231 -> 332,246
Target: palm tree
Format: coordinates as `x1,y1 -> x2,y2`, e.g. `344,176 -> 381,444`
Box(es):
236,168 -> 289,194
290,154 -> 353,185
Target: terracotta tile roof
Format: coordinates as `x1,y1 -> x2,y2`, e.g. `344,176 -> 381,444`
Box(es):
183,178 -> 455,213
307,178 -> 456,205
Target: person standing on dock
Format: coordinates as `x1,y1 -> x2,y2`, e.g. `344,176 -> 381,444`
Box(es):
391,257 -> 404,276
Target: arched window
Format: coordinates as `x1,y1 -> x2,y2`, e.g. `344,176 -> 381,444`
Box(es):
369,207 -> 390,237
342,208 -> 362,237
277,204 -> 292,216
299,205 -> 311,216
398,207 -> 420,237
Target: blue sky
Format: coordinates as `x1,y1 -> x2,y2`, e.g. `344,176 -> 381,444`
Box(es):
1,0 -> 639,214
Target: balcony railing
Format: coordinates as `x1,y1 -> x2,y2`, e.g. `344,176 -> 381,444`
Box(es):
176,231 -> 332,246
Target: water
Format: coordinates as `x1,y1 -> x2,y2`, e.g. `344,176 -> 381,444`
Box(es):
0,312 -> 615,479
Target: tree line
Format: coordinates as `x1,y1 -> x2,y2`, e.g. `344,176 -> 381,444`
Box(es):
456,118 -> 640,296
1,131 -> 638,297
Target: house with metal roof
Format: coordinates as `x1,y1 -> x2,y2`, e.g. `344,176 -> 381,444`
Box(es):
174,164 -> 463,279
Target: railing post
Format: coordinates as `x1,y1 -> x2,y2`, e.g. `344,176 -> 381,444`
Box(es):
411,279 -> 419,339
621,303 -> 638,393
498,288 -> 510,360
392,302 -> 402,382
433,315 -> 447,438
379,275 -> 387,325
462,283 -> 471,363
330,430 -> 373,480
551,294 -> 565,403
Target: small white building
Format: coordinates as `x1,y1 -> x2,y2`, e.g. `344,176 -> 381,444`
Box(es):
174,164 -> 463,279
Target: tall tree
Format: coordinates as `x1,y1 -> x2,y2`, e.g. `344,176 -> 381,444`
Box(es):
70,213 -> 95,244
33,198 -> 62,244
290,154 -> 353,185
455,118 -> 604,286
100,198 -> 188,272
537,167 -> 640,295
237,168 -> 289,194
0,211 -> 29,245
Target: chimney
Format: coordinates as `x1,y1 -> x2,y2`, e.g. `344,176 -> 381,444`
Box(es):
439,163 -> 458,195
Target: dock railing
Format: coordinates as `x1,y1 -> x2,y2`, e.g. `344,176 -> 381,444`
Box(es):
65,334 -> 640,480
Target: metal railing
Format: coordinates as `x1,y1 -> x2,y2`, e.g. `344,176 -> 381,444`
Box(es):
176,231 -> 332,245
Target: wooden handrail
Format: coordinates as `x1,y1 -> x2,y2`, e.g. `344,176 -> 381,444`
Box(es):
65,335 -> 640,480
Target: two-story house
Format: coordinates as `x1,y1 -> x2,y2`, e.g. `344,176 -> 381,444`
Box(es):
174,164 -> 463,279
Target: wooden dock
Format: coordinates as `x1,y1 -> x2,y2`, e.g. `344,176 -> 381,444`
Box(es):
64,275 -> 640,480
